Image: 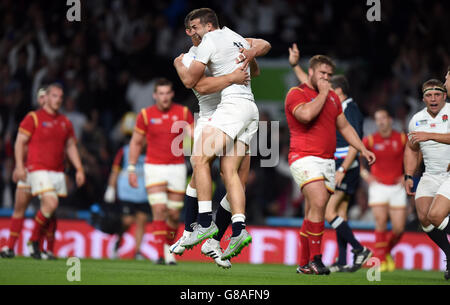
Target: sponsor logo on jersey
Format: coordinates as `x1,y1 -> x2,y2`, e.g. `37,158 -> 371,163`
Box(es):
150,118 -> 163,124
416,119 -> 428,126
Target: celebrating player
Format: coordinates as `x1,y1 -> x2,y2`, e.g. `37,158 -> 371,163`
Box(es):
285,55 -> 375,275
14,84 -> 84,259
362,108 -> 407,272
404,79 -> 450,280
173,8 -> 271,260
128,78 -> 194,265
170,11 -> 259,268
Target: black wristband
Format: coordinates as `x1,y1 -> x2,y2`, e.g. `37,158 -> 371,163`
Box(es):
404,174 -> 413,181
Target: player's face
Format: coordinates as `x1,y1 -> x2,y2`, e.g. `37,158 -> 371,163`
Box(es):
46,87 -> 64,112
422,87 -> 447,116
185,28 -> 201,47
37,94 -> 47,107
309,64 -> 333,90
153,85 -> 174,111
189,18 -> 211,38
374,110 -> 391,133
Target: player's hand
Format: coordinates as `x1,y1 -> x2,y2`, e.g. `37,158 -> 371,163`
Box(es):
288,43 -> 300,66
12,166 -> 27,183
317,78 -> 331,94
75,169 -> 85,187
408,131 -> 430,145
335,171 -> 345,187
361,149 -> 376,166
104,185 -> 116,203
129,172 -> 138,188
230,67 -> 250,85
405,178 -> 415,196
236,48 -> 257,71
191,33 -> 201,47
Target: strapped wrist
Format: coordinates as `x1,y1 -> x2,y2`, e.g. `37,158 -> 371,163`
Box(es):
127,164 -> 136,172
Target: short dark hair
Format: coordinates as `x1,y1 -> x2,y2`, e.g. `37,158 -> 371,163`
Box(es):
422,79 -> 445,93
189,8 -> 219,29
184,10 -> 195,29
374,106 -> 392,118
154,78 -> 173,92
309,55 -> 336,71
330,75 -> 350,96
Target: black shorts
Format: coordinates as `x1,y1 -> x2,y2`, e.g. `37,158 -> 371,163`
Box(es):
335,166 -> 360,195
119,200 -> 151,216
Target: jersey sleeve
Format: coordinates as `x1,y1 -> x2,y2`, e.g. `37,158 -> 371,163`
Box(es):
195,35 -> 216,65
135,109 -> 148,135
334,93 -> 343,116
408,117 -> 416,133
285,87 -> 308,116
65,119 -> 76,143
112,147 -> 124,172
18,112 -> 38,137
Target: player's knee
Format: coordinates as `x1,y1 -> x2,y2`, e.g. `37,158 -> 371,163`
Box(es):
426,208 -> 444,226
41,192 -> 59,212
324,210 -> 336,223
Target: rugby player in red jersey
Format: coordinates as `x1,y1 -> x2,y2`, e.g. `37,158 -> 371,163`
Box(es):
285,55 -> 375,275
362,108 -> 407,271
1,88 -> 49,258
128,78 -> 194,264
12,83 -> 85,259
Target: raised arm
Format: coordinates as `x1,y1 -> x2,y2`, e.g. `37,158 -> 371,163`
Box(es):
66,137 -> 85,187
293,80 -> 330,124
288,43 -> 308,84
239,38 -> 271,70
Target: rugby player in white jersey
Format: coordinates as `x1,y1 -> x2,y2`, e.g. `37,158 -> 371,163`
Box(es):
173,8 -> 271,260
170,11 -> 255,268
404,78 -> 450,280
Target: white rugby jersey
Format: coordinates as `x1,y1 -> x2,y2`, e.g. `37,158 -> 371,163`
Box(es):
182,46 -> 220,118
408,103 -> 450,175
194,27 -> 254,101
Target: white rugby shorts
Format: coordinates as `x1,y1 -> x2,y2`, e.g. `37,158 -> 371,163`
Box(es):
144,163 -> 187,194
368,181 -> 407,208
415,172 -> 450,200
28,170 -> 67,197
289,156 -> 336,193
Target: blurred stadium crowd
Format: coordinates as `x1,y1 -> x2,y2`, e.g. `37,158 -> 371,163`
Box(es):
0,0 -> 449,228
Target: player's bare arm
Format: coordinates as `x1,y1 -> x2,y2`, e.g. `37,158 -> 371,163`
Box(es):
288,43 -> 308,84
336,113 -> 376,165
403,138 -> 420,195
66,137 -> 85,187
239,38 -> 271,70
13,131 -> 30,183
194,67 -> 250,95
293,79 -> 330,124
409,131 -> 450,145
177,59 -> 207,89
128,130 -> 146,188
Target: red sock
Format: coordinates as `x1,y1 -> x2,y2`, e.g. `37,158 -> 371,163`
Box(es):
152,220 -> 167,259
7,217 -> 24,249
298,221 -> 310,266
305,220 -> 325,261
387,231 -> 403,254
30,210 -> 50,242
374,231 -> 388,262
46,216 -> 57,252
166,223 -> 178,246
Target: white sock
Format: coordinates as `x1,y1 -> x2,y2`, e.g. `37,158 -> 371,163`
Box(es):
437,216 -> 449,231
198,201 -> 212,213
231,213 -> 246,223
422,224 -> 435,232
220,195 -> 231,212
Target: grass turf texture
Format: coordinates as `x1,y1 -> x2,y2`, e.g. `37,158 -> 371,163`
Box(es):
0,257 -> 448,285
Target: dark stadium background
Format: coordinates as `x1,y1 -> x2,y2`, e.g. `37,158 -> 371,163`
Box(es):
0,0 -> 448,232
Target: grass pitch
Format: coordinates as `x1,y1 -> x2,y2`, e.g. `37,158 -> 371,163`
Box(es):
0,257 -> 448,285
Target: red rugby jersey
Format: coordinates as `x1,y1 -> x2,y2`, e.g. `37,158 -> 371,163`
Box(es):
363,130 -> 406,185
285,83 -> 343,165
135,103 -> 193,164
19,109 -> 75,172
